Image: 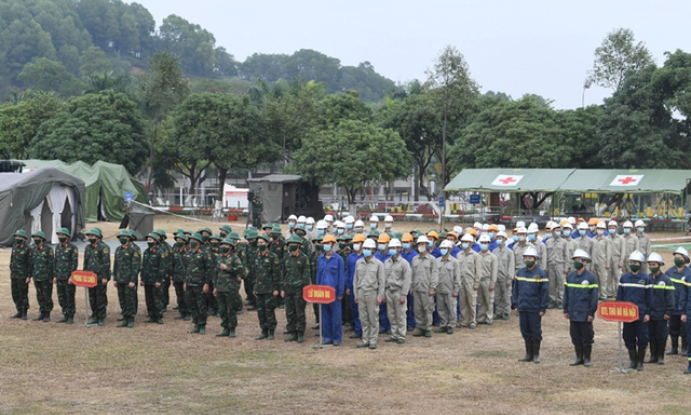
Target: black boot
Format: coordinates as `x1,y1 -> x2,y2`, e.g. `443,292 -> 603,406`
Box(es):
532,340 -> 541,364
667,335 -> 679,355
682,337 -> 689,354
583,345 -> 592,367
626,348 -> 637,370
32,312 -> 44,321
518,339 -> 532,362
10,309 -> 21,319
637,347 -> 646,371
42,312 -> 51,323
570,344 -> 584,366
645,342 -> 658,364
21,309 -> 28,320
657,341 -> 666,365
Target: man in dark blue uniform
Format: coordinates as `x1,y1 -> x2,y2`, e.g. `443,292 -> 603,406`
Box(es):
513,246 -> 550,364
563,249 -> 598,367
665,247 -> 691,356
645,253 -> 675,365
617,250 -> 653,371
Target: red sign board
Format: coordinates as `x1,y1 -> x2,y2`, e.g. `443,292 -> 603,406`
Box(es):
303,285 -> 336,304
597,301 -> 639,323
71,270 -> 98,288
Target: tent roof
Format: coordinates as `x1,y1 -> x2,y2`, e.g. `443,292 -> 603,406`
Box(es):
248,174 -> 302,183
444,168 -> 576,193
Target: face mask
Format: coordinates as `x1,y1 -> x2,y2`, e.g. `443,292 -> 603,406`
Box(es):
58,237 -> 67,243
375,244 -> 384,251
385,223 -> 392,229
418,246 -> 426,254
323,244 -> 332,252
623,229 -> 631,234
211,242 -> 219,248
544,234 -> 552,240
629,264 -> 640,272
257,244 -> 267,251
337,229 -> 344,235
363,249 -> 373,258
489,233 -> 496,240
480,244 -> 489,251
512,236 -> 519,242
563,231 -> 571,237
589,226 -> 596,232
15,238 -> 24,245
317,229 -> 325,236
88,238 -> 97,244
399,243 -> 409,250
527,234 -> 535,242
388,248 -> 397,257
675,258 -> 685,267
175,242 -> 184,248
370,223 -> 377,229
339,242 -> 347,250
525,260 -> 535,268
609,229 -> 617,235
201,235 -> 209,243
190,241 -> 199,249
289,222 -> 295,228
353,243 -> 362,251
461,243 -> 469,250
518,236 -> 526,242
220,246 -> 231,254
346,224 -> 353,230
597,230 -> 604,236
498,239 -> 504,245
554,231 -> 561,238
637,228 -> 644,233
307,225 -> 313,231
573,261 -> 584,270
33,238 -> 41,245
315,245 -> 323,252
440,248 -> 449,256
147,242 -> 155,248
288,245 -> 299,252
220,232 -> 228,238
119,238 -> 129,245
649,266 -> 660,273
297,224 -> 305,229
249,240 -> 258,246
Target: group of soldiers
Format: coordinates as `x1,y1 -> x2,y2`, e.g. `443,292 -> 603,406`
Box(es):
8,214 -> 691,372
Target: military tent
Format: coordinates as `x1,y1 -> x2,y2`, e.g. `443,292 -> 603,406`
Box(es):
21,160 -> 148,222
0,168 -> 86,245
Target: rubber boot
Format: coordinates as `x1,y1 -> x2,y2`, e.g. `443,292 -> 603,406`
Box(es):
229,329 -> 236,338
33,312 -> 44,321
56,316 -> 69,323
42,312 -> 51,323
297,332 -> 304,343
198,325 -> 206,335
667,335 -> 679,355
127,318 -> 134,328
583,345 -> 592,367
189,324 -> 200,334
267,330 -> 275,340
682,337 -> 689,354
412,328 -> 425,337
10,309 -> 21,319
97,318 -> 105,326
637,347 -> 646,371
685,364 -> 691,375
518,340 -> 533,362
88,316 -> 99,325
216,328 -> 230,337
117,319 -> 129,328
657,341 -> 666,365
645,342 -> 658,364
66,317 -> 73,325
255,329 -> 268,340
532,340 -> 541,364
626,348 -> 637,370
570,344 -> 584,366
21,309 -> 28,320
285,333 -> 298,342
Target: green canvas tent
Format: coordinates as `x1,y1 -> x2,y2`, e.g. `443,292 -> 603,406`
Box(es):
444,168 -> 577,192
21,160 -> 148,222
557,169 -> 691,194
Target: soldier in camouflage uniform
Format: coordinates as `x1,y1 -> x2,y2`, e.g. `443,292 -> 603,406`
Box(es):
243,229 -> 259,310
127,230 -> 142,316
309,234 -> 324,328
214,238 -> 245,337
206,234 -> 222,316
254,234 -> 280,340
338,233 -> 353,329
172,231 -> 191,320
186,233 -> 213,335
281,235 -> 311,343
153,230 -> 173,312
54,228 -> 78,324
141,232 -> 166,324
113,230 -> 140,327
30,231 -> 54,322
270,224 -> 286,309
10,229 -> 31,320
219,225 -> 232,240
84,228 -> 111,326
228,231 -> 246,314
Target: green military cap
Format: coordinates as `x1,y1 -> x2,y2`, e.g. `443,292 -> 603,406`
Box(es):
439,231 -> 447,239
394,232 -> 403,240
220,238 -> 235,246
262,223 -> 274,230
32,230 -> 46,240
116,229 -> 130,238
271,224 -> 282,234
147,232 -> 161,242
257,234 -> 270,243
228,231 -> 240,240
367,230 -> 380,238
154,229 -> 167,239
174,233 -> 189,243
14,229 -> 28,239
311,234 -> 323,243
189,232 -> 204,242
56,227 -> 71,237
337,233 -> 349,241
245,229 -> 259,240
201,228 -> 213,235
220,225 -> 233,234
173,228 -> 186,236
287,234 -> 303,244
209,234 -> 222,242
86,228 -> 103,238
184,229 -> 192,236
247,226 -> 257,232
126,230 -> 138,241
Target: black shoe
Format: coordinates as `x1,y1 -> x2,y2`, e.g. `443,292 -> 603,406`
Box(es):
667,335 -> 679,355
66,317 -> 74,324
216,329 -> 231,337
583,345 -> 592,367
255,330 -> 268,340
657,341 -> 666,365
10,311 -> 21,319
645,342 -> 657,364
97,318 -> 105,326
199,326 -> 206,335
116,317 -> 125,322
626,348 -> 637,370
356,343 -> 370,348
349,334 -> 362,339
532,340 -> 541,364
32,312 -> 44,322
519,340 -> 533,362
570,344 -> 584,366
637,347 -> 646,371
42,312 -> 51,323
156,319 -> 164,325
384,337 -> 397,342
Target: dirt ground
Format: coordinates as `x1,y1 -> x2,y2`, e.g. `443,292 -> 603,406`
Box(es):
1,216 -> 690,414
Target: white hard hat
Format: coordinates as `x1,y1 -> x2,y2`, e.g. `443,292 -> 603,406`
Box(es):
628,250 -> 646,263
647,252 -> 664,265
440,240 -> 454,249
498,224 -> 506,232
568,217 -> 576,225
335,221 -> 345,229
384,215 -> 394,222
324,214 -> 334,222
623,221 -> 633,228
577,222 -> 588,230
608,220 -> 617,227
497,231 -> 508,239
479,234 -> 491,243
674,246 -> 690,261
389,238 -> 402,248
516,221 -> 525,228
317,220 -> 328,229
344,216 -> 354,224
562,223 -> 573,230
370,215 -> 379,222
461,234 -> 475,243
354,220 -> 364,228
297,215 -> 306,223
482,224 -> 490,231
528,223 -> 539,233
517,227 -> 528,234
545,221 -> 554,230
596,221 -> 606,229
416,235 -> 430,244
363,239 -> 377,249
635,220 -> 646,228
474,222 -> 483,229
306,217 -> 315,224
453,226 -> 464,234
288,215 -> 298,221
523,246 -> 540,258
572,249 -> 591,261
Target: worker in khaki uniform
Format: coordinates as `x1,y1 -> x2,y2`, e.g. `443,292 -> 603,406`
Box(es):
528,224 -> 547,270
576,222 -> 595,271
457,234 -> 479,329
435,240 -> 460,334
411,236 -> 438,338
592,222 -> 612,301
476,234 -> 498,325
621,221 -> 639,271
635,220 -> 651,274
354,238 -> 386,350
384,239 -> 412,344
607,221 -> 624,299
561,222 -> 579,272
546,222 -> 569,309
494,231 -> 515,321
512,227 -> 534,272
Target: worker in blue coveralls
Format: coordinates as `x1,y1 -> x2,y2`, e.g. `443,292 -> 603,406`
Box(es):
316,234 -> 345,345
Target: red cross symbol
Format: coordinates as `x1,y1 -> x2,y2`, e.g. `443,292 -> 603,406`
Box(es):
499,177 -> 517,185
618,177 -> 636,185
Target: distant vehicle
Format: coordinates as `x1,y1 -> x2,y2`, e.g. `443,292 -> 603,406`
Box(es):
0,160 -> 25,173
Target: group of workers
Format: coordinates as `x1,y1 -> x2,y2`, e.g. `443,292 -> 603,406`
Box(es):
7,214 -> 691,373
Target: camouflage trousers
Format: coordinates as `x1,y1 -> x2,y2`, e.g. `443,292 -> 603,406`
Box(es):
56,279 -> 76,318
217,289 -> 242,330
11,278 -> 30,312
186,284 -> 207,327
116,283 -> 137,320
173,281 -> 188,316
205,281 -> 218,314
34,280 -> 54,313
162,276 -> 171,308
88,283 -> 108,320
256,293 -> 277,331
244,275 -> 256,307
284,290 -> 307,334
144,284 -> 164,319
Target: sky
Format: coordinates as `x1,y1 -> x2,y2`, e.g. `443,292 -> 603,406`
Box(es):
136,0 -> 691,109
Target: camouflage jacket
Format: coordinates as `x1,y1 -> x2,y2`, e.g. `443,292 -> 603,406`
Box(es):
10,243 -> 31,280
254,250 -> 280,295
54,242 -> 79,280
172,246 -> 190,283
270,236 -> 286,259
141,246 -> 166,285
84,241 -> 111,280
113,243 -> 140,284
280,251 -> 311,293
215,253 -> 244,292
30,244 -> 54,281
186,248 -> 213,286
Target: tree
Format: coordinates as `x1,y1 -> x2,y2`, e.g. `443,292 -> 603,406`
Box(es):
294,120 -> 411,204
29,90 -> 148,174
79,46 -> 113,77
17,57 -> 83,95
316,89 -> 372,129
139,51 -> 189,191
587,28 -> 653,92
0,91 -> 64,159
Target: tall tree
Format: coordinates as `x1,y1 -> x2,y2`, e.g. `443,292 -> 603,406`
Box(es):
587,28 -> 653,92
17,57 -> 83,95
0,91 -> 64,159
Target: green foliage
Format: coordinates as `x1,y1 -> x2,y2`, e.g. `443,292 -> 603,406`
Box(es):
17,57 -> 83,96
83,71 -> 131,95
588,28 -> 653,91
317,90 -> 373,129
79,46 -> 113,77
0,91 -> 64,159
29,90 -> 147,174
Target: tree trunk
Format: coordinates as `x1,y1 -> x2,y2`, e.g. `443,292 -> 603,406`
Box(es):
217,167 -> 229,208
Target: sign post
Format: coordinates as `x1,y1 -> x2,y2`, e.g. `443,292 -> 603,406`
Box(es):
303,285 -> 336,349
71,270 -> 98,327
597,301 -> 639,374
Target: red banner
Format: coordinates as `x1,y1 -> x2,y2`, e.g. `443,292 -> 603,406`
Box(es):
597,301 -> 639,323
303,285 -> 336,304
71,270 -> 98,288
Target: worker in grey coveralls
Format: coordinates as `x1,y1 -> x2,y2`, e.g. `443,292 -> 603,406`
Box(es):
493,231 -> 515,320
435,240 -> 460,334
607,220 -> 624,298
411,236 -> 438,338
476,234 -> 498,325
384,238 -> 412,344
457,233 -> 479,329
528,223 -> 547,270
576,222 -> 595,271
592,221 -> 612,301
635,220 -> 651,274
513,227 -> 534,272
546,221 -> 569,309
621,221 -> 639,273
354,238 -> 386,350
